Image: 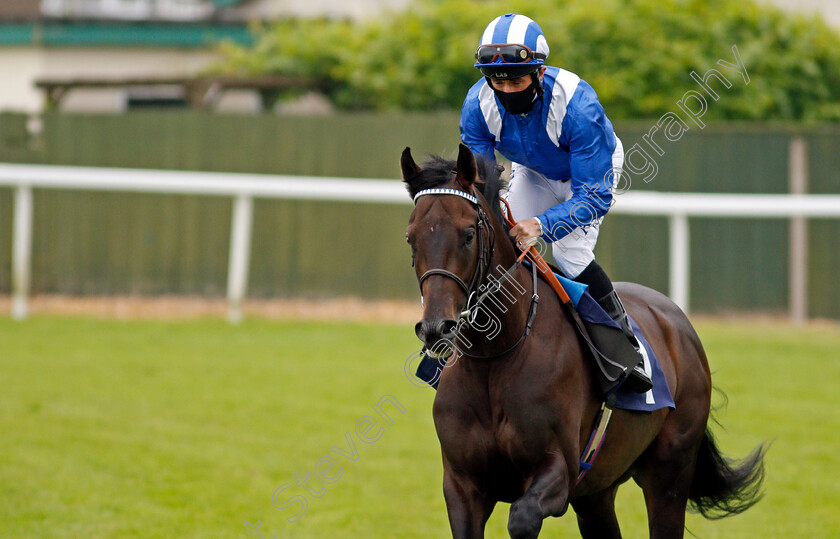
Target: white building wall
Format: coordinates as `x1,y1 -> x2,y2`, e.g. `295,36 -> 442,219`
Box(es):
230,0 -> 410,20
0,47 -> 220,113
759,0 -> 840,25
0,48 -> 46,113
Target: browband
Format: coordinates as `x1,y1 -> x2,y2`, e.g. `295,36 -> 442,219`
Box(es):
413,188 -> 479,205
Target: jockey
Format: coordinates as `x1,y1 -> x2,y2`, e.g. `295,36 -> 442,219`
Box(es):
458,13 -> 652,393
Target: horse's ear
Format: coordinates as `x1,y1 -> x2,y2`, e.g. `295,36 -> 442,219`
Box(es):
400,147 -> 421,183
455,143 -> 478,190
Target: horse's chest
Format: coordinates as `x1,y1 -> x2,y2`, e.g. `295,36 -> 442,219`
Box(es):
438,401 -> 552,468
493,407 -> 557,462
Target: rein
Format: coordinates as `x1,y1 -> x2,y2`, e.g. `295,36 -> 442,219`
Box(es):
498,198 -> 572,305
457,261 -> 538,360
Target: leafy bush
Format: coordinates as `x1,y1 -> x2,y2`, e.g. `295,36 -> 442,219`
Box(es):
218,0 -> 840,121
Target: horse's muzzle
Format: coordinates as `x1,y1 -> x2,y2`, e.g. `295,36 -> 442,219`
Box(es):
415,318 -> 459,348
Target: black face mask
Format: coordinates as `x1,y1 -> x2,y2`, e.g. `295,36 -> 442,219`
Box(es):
492,83 -> 537,115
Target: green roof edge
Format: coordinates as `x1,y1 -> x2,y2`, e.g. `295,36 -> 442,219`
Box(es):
0,21 -> 254,47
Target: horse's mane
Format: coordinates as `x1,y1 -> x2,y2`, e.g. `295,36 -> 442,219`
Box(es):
404,153 -> 509,227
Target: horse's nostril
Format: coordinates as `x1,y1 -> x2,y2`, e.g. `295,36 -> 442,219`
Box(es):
416,319 -> 458,346
440,319 -> 458,338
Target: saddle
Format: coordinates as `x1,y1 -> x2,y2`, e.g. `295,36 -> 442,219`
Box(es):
499,200 -> 640,397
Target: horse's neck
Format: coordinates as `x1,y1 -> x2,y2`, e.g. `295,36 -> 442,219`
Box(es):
489,210 -> 534,318
458,224 -> 533,357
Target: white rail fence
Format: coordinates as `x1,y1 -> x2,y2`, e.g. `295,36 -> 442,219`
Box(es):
2,162 -> 839,323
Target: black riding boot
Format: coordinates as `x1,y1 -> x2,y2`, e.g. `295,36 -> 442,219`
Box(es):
597,290 -> 653,393
576,262 -> 653,394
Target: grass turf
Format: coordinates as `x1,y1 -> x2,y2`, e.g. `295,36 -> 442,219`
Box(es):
1,316 -> 838,538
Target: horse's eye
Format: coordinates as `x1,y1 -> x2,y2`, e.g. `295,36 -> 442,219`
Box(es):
405,234 -> 410,244
465,227 -> 476,245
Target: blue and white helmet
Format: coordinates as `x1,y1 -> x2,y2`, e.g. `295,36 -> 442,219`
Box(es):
474,14 -> 549,80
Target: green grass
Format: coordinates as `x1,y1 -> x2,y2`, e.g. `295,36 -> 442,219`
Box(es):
1,316 -> 838,538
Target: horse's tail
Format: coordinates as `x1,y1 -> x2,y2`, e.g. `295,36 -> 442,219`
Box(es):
687,428 -> 768,519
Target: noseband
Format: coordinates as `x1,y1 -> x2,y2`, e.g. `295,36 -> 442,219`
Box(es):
413,188 -> 495,301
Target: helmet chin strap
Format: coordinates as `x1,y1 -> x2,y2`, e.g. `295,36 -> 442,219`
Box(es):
531,71 -> 544,98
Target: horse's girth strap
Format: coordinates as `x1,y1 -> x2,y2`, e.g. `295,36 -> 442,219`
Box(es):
576,394 -> 617,485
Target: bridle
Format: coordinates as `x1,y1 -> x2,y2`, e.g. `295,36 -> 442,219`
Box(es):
412,187 -> 539,360
413,188 -> 494,300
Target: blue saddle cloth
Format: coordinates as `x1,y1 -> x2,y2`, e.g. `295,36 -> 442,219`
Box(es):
556,273 -> 675,412
416,272 -> 675,413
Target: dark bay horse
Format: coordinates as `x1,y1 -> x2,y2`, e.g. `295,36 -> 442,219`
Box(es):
401,144 -> 765,539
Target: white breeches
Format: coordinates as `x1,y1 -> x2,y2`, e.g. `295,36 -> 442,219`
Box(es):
504,137 -> 624,278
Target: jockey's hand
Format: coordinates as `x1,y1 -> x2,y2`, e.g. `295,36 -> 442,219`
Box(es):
509,218 -> 543,251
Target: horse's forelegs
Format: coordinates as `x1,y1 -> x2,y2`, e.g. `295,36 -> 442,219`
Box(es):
443,467 -> 496,539
507,454 -> 571,539
570,484 -> 622,539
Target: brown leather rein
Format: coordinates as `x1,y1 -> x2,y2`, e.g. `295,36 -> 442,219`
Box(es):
498,198 -> 572,305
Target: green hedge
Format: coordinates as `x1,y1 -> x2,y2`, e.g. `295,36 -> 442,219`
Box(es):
218,0 -> 840,121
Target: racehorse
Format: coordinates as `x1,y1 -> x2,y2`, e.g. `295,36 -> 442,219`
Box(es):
401,144 -> 766,539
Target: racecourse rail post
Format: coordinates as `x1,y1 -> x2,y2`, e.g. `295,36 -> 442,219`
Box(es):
788,137 -> 808,325
669,213 -> 690,315
11,185 -> 34,320
227,193 -> 254,324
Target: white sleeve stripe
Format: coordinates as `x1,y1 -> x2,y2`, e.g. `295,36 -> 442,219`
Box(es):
478,83 -> 502,141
